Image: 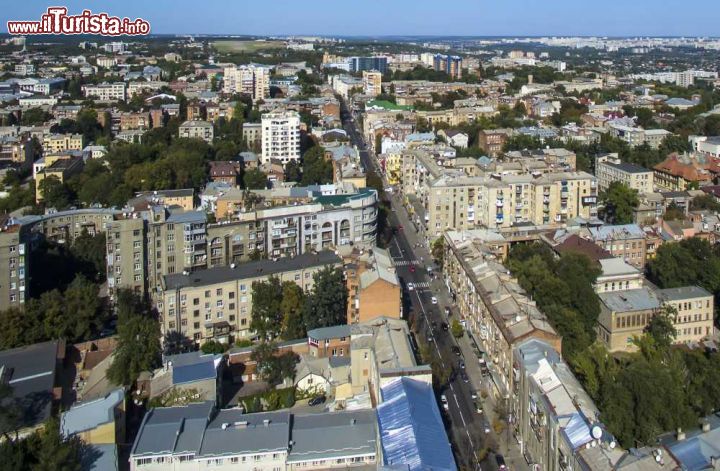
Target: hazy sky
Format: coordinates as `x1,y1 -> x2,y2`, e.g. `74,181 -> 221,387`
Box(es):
3,1 -> 719,37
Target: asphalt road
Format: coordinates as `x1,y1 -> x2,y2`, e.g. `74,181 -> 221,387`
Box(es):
340,100 -> 500,470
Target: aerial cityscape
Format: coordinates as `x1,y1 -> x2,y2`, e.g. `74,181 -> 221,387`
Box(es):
0,2 -> 720,470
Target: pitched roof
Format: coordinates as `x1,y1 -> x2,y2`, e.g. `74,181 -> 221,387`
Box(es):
60,388 -> 124,437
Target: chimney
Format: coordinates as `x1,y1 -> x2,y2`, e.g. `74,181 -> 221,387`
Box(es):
701,421 -> 711,433
676,428 -> 685,441
528,74 -> 534,85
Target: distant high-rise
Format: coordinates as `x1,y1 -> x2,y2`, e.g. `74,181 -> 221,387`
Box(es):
349,56 -> 388,74
222,65 -> 269,102
433,54 -> 463,79
261,111 -> 301,164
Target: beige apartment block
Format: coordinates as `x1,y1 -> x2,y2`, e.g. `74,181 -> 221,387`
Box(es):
362,70 -> 382,97
157,251 -> 342,344
0,223 -> 28,310
595,153 -> 654,193
42,133 -> 84,153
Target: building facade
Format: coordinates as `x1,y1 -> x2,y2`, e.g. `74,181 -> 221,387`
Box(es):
261,111 -> 301,164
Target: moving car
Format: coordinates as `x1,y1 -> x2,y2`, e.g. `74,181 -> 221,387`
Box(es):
444,306 -> 451,316
409,264 -> 415,273
460,371 -> 469,383
441,322 -> 449,331
309,395 -> 326,407
496,454 -> 507,470
481,419 -> 491,434
452,345 -> 461,356
431,296 -> 438,304
473,400 -> 482,414
440,394 -> 449,411
458,360 -> 465,369
470,389 -> 478,399
407,282 -> 415,291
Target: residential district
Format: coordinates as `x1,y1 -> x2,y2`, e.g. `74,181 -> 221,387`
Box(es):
1,31 -> 720,471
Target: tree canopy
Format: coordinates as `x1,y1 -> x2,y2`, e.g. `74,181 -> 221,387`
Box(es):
601,181 -> 639,224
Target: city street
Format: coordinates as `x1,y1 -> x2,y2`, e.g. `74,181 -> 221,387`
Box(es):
340,100 -> 528,471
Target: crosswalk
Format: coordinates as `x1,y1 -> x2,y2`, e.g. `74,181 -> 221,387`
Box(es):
411,281 -> 431,289
393,259 -> 420,266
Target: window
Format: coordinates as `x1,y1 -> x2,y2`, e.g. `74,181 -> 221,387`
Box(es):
229,291 -> 235,299
217,311 -> 223,319
205,313 -> 211,321
216,288 -> 223,296
216,300 -> 224,308
205,290 -> 211,298
229,303 -> 235,310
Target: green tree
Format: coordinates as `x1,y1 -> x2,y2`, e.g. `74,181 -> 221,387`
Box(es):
601,181 -> 639,224
300,146 -> 332,185
284,160 -> 302,183
0,383 -> 20,441
107,290 -> 162,386
646,305 -> 678,350
450,319 -> 464,338
431,237 -> 445,267
38,176 -> 74,209
250,277 -> 283,340
70,230 -> 107,282
21,108 -> 52,126
280,281 -> 306,340
243,168 -> 267,190
303,267 -> 348,330
34,417 -> 83,471
200,340 -> 227,354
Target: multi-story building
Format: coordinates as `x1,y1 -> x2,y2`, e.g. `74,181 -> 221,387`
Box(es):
129,403 -> 378,471
179,120 -> 214,143
588,224 -> 647,268
0,221 -> 28,309
242,122 -> 262,151
261,111 -> 301,164
81,82 -> 126,101
433,54 -> 463,79
307,325 -> 351,358
42,133 -> 84,153
157,250 -> 341,342
596,285 -> 714,352
105,215 -> 147,297
132,189 -> 195,212
653,152 -> 716,191
361,70 -> 382,97
689,135 -> 720,158
349,56 -> 388,73
595,153 -> 654,193
442,230 -> 561,398
513,338 -> 674,471
406,156 -> 598,236
222,65 -> 269,102
213,187 -> 378,259
478,128 -> 513,157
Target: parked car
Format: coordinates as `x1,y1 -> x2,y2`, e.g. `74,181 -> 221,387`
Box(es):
473,400 -> 482,414
452,346 -> 461,356
440,394 -> 449,411
441,322 -> 449,331
470,389 -> 478,399
460,371 -> 469,383
444,306 -> 451,316
409,264 -> 415,273
482,419 -> 491,434
309,395 -> 326,407
431,296 -> 438,304
496,454 -> 507,470
458,360 -> 465,369
407,282 -> 414,291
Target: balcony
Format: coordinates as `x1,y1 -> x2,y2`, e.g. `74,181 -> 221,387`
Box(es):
496,200 -> 504,207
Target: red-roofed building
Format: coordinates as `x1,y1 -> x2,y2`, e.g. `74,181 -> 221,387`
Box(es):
654,152 -> 718,191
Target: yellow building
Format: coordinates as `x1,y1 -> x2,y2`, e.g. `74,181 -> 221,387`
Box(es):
35,156 -> 84,202
362,70 -> 382,97
384,151 -> 403,185
42,133 -> 84,153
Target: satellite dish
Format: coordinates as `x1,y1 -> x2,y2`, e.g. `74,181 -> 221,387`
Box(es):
591,426 -> 603,440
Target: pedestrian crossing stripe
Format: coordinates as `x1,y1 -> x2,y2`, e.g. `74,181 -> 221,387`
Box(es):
413,281 -> 430,288
394,259 -> 420,266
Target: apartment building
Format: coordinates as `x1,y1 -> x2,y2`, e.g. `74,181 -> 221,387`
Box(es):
344,247 -> 401,324
222,65 -> 269,102
307,325 -> 351,358
594,257 -> 644,294
654,152 -> 716,191
433,54 -> 463,79
81,82 -> 126,101
362,70 -> 382,97
42,133 -> 84,153
132,189 -> 195,212
609,124 -> 672,149
417,168 -> 597,237
689,135 -> 720,158
478,128 -> 513,157
105,215 -> 147,297
216,188 -> 378,259
242,122 -> 262,151
513,338 -> 674,471
595,153 -> 654,193
130,403 -> 378,471
349,56 -> 388,73
261,111 -> 301,164
0,222 -> 28,309
596,285 -> 714,352
157,250 -> 341,343
588,224 -> 647,269
179,120 -> 214,143
442,230 -> 561,397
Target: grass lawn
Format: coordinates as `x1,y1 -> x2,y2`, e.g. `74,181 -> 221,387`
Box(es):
212,40 -> 285,53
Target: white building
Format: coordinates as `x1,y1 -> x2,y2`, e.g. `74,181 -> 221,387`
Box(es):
261,111 -> 301,164
690,135 -> 720,158
82,82 -> 126,101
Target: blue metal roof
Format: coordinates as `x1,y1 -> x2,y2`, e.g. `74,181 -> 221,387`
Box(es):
377,377 -> 456,471
172,361 -> 217,385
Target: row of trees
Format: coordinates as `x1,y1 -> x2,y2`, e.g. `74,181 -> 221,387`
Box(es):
250,266 -> 349,341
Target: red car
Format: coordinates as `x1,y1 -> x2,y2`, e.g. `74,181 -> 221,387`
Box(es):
409,265 -> 415,272
397,225 -> 403,231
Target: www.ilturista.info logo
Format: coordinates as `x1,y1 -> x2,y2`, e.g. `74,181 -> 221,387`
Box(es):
7,7 -> 151,36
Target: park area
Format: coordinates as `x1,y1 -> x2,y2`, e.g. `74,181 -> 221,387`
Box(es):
212,40 -> 285,53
